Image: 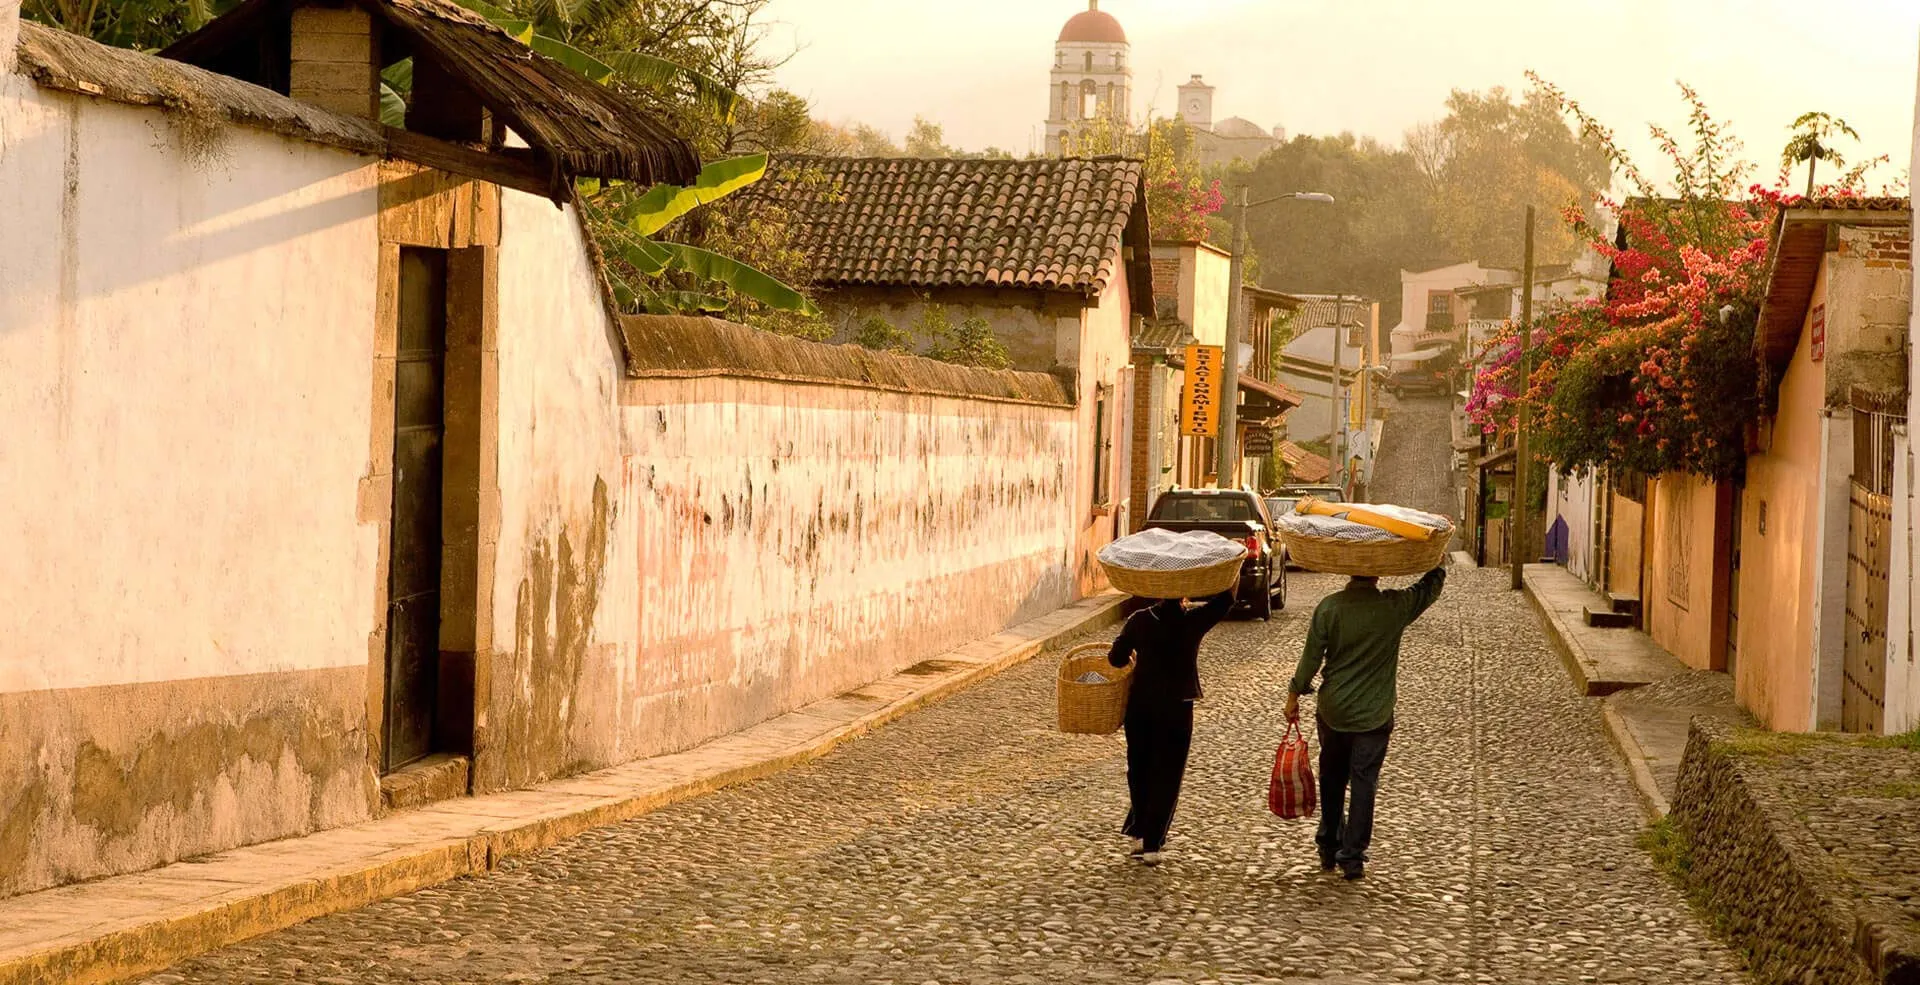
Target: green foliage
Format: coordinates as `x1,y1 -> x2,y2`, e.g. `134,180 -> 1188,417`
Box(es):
852,316 -> 914,353
23,0 -> 236,50
1781,111 -> 1860,195
904,117 -> 957,159
611,154 -> 769,236
1640,817 -> 1694,881
1869,728 -> 1920,753
583,155 -> 819,324
1240,87 -> 1607,325
918,305 -> 1011,369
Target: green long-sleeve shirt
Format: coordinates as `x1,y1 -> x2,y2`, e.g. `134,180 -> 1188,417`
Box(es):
1289,568 -> 1447,732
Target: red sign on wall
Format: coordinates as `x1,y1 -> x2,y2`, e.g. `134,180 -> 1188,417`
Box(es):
1810,304 -> 1826,362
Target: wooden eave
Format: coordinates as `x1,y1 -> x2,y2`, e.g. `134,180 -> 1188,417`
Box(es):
162,0 -> 699,201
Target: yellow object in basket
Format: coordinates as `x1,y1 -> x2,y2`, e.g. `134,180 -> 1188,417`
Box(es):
1293,497 -> 1437,543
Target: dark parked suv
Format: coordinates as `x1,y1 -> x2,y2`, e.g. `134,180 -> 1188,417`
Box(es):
1142,489 -> 1287,619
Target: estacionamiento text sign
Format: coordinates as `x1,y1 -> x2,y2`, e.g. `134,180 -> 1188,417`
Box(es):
1183,344 -> 1222,437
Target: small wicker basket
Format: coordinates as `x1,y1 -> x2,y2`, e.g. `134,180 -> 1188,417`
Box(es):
1278,522 -> 1454,577
1057,643 -> 1133,734
1099,553 -> 1245,601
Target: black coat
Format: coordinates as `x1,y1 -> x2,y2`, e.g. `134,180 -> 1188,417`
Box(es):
1107,592 -> 1234,708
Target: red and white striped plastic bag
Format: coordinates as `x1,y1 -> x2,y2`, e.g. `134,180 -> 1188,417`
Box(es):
1267,721 -> 1317,820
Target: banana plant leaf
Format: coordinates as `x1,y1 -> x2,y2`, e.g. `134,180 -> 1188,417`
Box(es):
613,155 -> 767,236
378,59 -> 412,128
599,51 -> 741,119
452,0 -> 737,117
651,242 -> 818,315
529,35 -> 615,85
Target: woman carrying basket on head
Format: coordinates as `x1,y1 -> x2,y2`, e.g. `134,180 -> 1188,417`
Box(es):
1106,583 -> 1236,866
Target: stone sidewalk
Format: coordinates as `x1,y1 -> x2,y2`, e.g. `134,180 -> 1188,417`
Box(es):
1521,563 -> 1751,817
0,593 -> 1124,985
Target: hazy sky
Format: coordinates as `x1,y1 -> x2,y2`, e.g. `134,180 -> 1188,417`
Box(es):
770,0 -> 1919,189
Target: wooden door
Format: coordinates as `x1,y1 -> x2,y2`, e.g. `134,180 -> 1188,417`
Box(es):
1843,406 -> 1900,734
384,248 -> 448,771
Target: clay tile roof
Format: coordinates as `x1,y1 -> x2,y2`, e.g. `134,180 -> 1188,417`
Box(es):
1133,318 -> 1193,353
766,155 -> 1151,307
1278,441 -> 1332,483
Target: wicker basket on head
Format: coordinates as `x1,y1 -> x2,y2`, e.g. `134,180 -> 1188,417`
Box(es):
1099,553 -> 1245,601
1057,643 -> 1133,735
1278,522 -> 1454,577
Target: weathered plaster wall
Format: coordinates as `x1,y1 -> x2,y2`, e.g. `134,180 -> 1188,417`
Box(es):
0,82 -> 381,896
1739,304 -> 1827,732
615,376 -> 1079,758
1894,71 -> 1920,736
0,0 -> 18,75
1068,257 -> 1134,593
479,190 -> 628,791
1605,492 -> 1644,600
814,286 -> 1081,374
483,197 -> 1099,777
1824,225 -> 1911,406
1643,473 -> 1728,671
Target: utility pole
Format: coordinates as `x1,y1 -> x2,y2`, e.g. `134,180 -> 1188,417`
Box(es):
1218,186 -> 1249,488
1218,188 -> 1335,489
1511,206 -> 1535,591
1332,294 -> 1346,495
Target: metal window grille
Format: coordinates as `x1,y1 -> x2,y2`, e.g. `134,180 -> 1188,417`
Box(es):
1853,406 -> 1904,496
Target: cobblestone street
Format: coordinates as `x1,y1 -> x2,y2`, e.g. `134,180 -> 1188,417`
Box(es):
137,398 -> 1751,985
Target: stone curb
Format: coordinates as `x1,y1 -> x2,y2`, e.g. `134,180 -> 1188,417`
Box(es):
1520,568 -> 1603,696
1519,567 -> 1673,821
1598,701 -> 1671,820
0,594 -> 1127,985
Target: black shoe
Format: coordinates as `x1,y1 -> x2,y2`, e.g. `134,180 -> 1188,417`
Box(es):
1318,850 -> 1337,872
1340,860 -> 1365,881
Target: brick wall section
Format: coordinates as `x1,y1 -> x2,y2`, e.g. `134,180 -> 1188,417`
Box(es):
1151,258 -> 1181,316
289,7 -> 378,120
1129,352 -> 1157,532
1862,227 -> 1913,270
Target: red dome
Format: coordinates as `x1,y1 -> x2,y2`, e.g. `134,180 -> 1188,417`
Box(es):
1058,6 -> 1126,44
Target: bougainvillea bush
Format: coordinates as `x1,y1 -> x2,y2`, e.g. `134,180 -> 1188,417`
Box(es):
1467,79 -> 1875,482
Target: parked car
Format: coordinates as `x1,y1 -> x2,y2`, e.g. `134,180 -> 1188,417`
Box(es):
1276,484 -> 1345,504
1387,368 -> 1451,397
1143,489 -> 1286,619
1264,496 -> 1301,569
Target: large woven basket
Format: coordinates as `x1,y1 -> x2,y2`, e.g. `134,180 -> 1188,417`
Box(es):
1057,643 -> 1133,735
1100,553 -> 1245,601
1279,522 -> 1454,577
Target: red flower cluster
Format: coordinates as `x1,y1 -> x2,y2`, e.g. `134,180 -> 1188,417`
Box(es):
1466,192 -> 1773,480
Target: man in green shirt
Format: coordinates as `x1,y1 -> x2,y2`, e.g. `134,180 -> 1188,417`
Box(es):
1285,565 -> 1447,880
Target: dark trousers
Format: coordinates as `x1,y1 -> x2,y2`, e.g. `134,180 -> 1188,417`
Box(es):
1315,717 -> 1394,865
1121,701 -> 1194,851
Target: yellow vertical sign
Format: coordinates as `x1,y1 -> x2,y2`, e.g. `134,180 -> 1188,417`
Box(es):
1182,344 -> 1222,437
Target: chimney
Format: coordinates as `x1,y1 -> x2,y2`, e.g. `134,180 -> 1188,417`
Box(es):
2,0 -> 21,77
288,4 -> 379,119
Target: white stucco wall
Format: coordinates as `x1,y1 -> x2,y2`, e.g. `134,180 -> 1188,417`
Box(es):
0,77 -> 381,897
616,378 -> 1079,759
1391,262 -> 1496,355
481,190 -> 631,788
1895,62 -> 1920,734
0,79 -> 382,694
